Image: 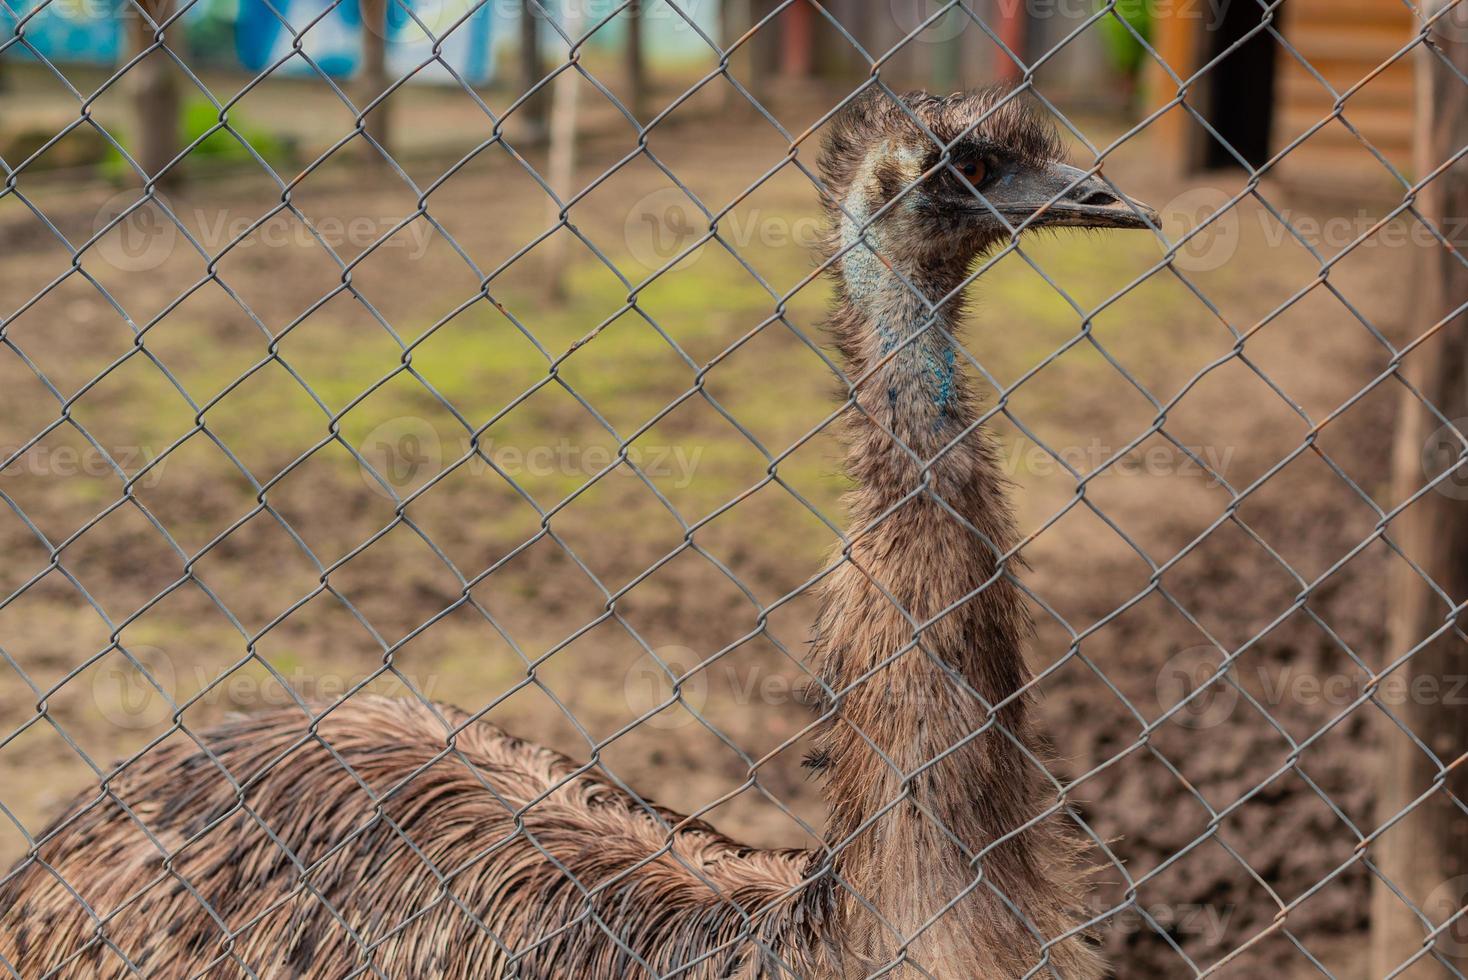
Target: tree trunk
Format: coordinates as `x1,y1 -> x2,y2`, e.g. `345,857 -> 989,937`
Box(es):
128,0 -> 181,189
540,2 -> 580,303
625,0 -> 645,120
1370,3 -> 1468,977
356,0 -> 391,161
519,0 -> 549,144
828,0 -> 871,81
778,0 -> 813,77
993,0 -> 1026,84
721,0 -> 774,112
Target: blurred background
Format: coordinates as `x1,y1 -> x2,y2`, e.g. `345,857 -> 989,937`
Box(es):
1,0 -> 1460,975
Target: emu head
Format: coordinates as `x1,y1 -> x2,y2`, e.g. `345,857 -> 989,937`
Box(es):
818,88 -> 1158,278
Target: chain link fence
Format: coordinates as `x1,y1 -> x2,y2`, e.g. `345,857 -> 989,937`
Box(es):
1,0 -> 1466,976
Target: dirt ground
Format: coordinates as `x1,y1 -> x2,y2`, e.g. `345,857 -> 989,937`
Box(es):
0,71 -> 1449,977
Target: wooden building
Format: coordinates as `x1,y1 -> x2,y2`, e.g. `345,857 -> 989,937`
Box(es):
1148,0 -> 1416,193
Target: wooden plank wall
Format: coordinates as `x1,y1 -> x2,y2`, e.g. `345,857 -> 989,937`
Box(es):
1147,0 -> 1417,190
1272,0 -> 1416,190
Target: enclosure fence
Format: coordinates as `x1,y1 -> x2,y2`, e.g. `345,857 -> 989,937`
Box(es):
1,0 -> 1467,976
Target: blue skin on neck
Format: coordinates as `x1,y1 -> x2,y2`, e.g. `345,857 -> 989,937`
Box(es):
839,169 -> 958,418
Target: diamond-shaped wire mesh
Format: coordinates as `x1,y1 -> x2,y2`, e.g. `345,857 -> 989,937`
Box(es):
0,0 -> 1465,975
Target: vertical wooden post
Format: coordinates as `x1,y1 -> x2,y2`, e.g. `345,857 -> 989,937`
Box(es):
720,0 -> 770,112
128,0 -> 182,188
779,0 -> 813,77
520,0 -> 549,143
719,0 -> 741,108
993,0 -> 1025,85
1145,7 -> 1201,176
840,0 -> 873,81
541,1 -> 581,303
1371,3 -> 1468,977
356,0 -> 391,160
871,0 -> 911,86
625,0 -> 645,120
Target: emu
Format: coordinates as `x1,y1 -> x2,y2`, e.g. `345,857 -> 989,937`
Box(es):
0,89 -> 1155,978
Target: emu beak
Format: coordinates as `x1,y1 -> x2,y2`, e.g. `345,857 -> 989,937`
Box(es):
990,162 -> 1158,231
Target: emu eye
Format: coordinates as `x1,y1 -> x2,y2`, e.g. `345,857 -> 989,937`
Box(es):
959,159 -> 987,186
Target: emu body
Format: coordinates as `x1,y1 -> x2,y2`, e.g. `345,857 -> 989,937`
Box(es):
0,89 -> 1155,978
0,699 -> 823,977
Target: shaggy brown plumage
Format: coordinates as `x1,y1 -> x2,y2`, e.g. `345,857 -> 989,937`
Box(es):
1,87 -> 1155,978
0,699 -> 826,977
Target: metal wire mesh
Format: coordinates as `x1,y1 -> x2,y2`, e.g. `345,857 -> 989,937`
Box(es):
0,0 -> 1466,976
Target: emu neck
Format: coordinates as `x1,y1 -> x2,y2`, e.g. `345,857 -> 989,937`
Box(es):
808,207 -> 1084,975
834,201 -> 974,456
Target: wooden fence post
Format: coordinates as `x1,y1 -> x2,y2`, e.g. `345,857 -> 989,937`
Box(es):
778,0 -> 812,77
723,0 -> 787,110
128,0 -> 182,188
540,0 -> 580,302
520,0 -> 549,143
1371,2 -> 1468,976
625,0 -> 645,120
356,0 -> 391,160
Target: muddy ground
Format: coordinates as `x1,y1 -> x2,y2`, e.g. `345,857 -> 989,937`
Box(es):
0,72 -> 1451,977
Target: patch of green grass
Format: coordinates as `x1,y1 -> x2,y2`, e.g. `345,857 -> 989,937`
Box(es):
59,217 -> 1194,548
102,99 -> 296,183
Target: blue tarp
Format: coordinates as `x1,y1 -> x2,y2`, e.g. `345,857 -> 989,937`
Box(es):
1,0 -> 720,84
2,0 -> 499,83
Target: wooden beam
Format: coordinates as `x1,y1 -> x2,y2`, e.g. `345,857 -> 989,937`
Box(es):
356,0 -> 390,161
625,0 -> 645,120
520,0 -> 549,144
1144,5 -> 1200,175
993,0 -> 1025,84
1371,2 -> 1468,976
128,0 -> 182,188
540,0 -> 581,303
779,0 -> 813,77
